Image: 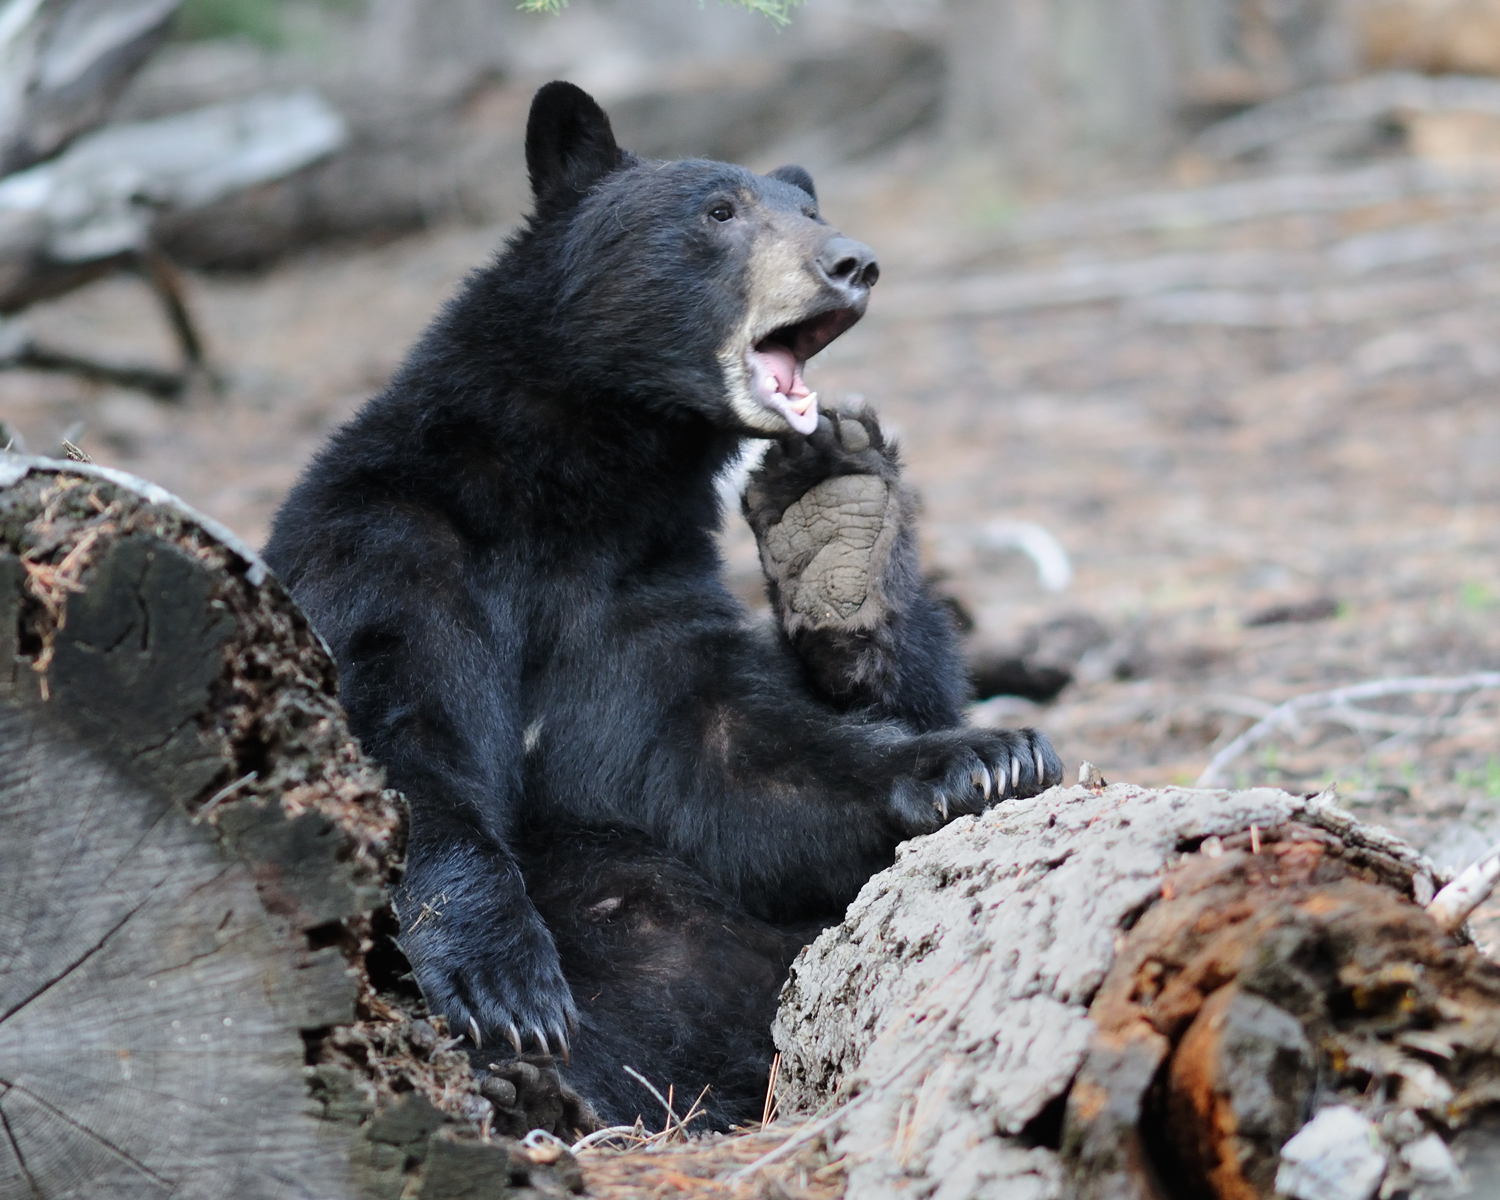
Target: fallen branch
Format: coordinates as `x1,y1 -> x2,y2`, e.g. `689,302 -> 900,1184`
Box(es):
998,161 -> 1500,247
1195,672 -> 1500,786
771,782 -> 1500,1200
887,226 -> 1500,324
0,0 -> 180,176
1196,71 -> 1500,163
1428,838 -> 1500,933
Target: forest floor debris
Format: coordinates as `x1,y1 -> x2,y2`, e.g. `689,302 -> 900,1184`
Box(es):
576,1121 -> 844,1200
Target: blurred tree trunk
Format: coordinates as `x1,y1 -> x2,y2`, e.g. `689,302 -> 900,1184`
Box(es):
942,0 -> 1359,181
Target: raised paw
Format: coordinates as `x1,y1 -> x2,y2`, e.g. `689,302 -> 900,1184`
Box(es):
890,726 -> 1065,834
742,407 -> 915,637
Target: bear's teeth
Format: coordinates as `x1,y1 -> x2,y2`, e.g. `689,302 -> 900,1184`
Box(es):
746,343 -> 818,433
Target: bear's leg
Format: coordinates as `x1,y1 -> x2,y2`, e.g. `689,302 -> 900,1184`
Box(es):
516,826 -> 813,1130
742,407 -> 967,731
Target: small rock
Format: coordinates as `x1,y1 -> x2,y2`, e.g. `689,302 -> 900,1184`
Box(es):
1400,1133 -> 1461,1187
1379,1107 -> 1427,1147
1276,1106 -> 1386,1200
452,1092 -> 495,1125
406,1019 -> 438,1055
1078,761 -> 1107,789
367,1093 -> 446,1147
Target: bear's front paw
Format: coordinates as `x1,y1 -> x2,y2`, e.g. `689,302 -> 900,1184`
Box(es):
743,408 -> 912,635
889,726 -> 1065,834
400,903 -> 578,1060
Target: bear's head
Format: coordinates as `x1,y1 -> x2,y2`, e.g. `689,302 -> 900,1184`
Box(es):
521,81 -> 879,438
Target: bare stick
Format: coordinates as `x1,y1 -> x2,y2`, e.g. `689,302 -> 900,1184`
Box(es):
137,246 -> 207,368
569,1124 -> 647,1153
192,771 -> 258,824
761,1052 -> 781,1130
680,1084 -> 712,1133
1428,843 -> 1500,934
1196,673 -> 1500,787
622,1065 -> 693,1141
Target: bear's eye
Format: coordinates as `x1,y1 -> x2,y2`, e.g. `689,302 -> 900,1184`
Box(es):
708,202 -> 735,222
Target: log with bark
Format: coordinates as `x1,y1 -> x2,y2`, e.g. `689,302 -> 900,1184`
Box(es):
771,780 -> 1500,1199
0,455 -> 590,1199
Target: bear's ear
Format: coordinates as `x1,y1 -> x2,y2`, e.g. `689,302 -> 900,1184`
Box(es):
525,82 -> 625,216
767,164 -> 817,204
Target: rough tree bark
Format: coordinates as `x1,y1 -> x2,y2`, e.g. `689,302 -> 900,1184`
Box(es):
773,781 -> 1500,1200
0,456 -> 588,1200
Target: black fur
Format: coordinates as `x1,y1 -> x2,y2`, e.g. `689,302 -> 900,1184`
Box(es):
265,81 -> 1063,1131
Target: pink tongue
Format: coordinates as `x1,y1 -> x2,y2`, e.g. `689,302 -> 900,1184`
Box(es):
747,343 -> 817,434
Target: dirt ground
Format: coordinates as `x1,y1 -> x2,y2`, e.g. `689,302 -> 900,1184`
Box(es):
3,150 -> 1499,907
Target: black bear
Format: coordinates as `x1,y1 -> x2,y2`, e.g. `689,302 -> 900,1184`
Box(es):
265,81 -> 1063,1131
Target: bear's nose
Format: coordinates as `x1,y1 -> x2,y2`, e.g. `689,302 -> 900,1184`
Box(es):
816,237 -> 880,297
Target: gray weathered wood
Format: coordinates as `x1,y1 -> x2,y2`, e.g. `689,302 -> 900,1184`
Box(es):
770,782 -> 1493,1200
0,0 -> 181,177
0,455 -> 584,1199
0,700 -> 358,1199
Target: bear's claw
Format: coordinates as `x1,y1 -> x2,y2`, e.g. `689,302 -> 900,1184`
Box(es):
397,884 -> 580,1074
892,726 -> 1063,835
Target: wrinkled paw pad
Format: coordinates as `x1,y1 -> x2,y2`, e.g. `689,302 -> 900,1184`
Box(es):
763,474 -> 893,621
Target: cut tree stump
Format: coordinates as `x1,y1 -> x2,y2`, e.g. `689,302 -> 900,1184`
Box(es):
0,455 -> 587,1199
771,782 -> 1500,1200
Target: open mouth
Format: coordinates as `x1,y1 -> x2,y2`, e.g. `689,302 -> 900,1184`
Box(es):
745,307 -> 862,435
